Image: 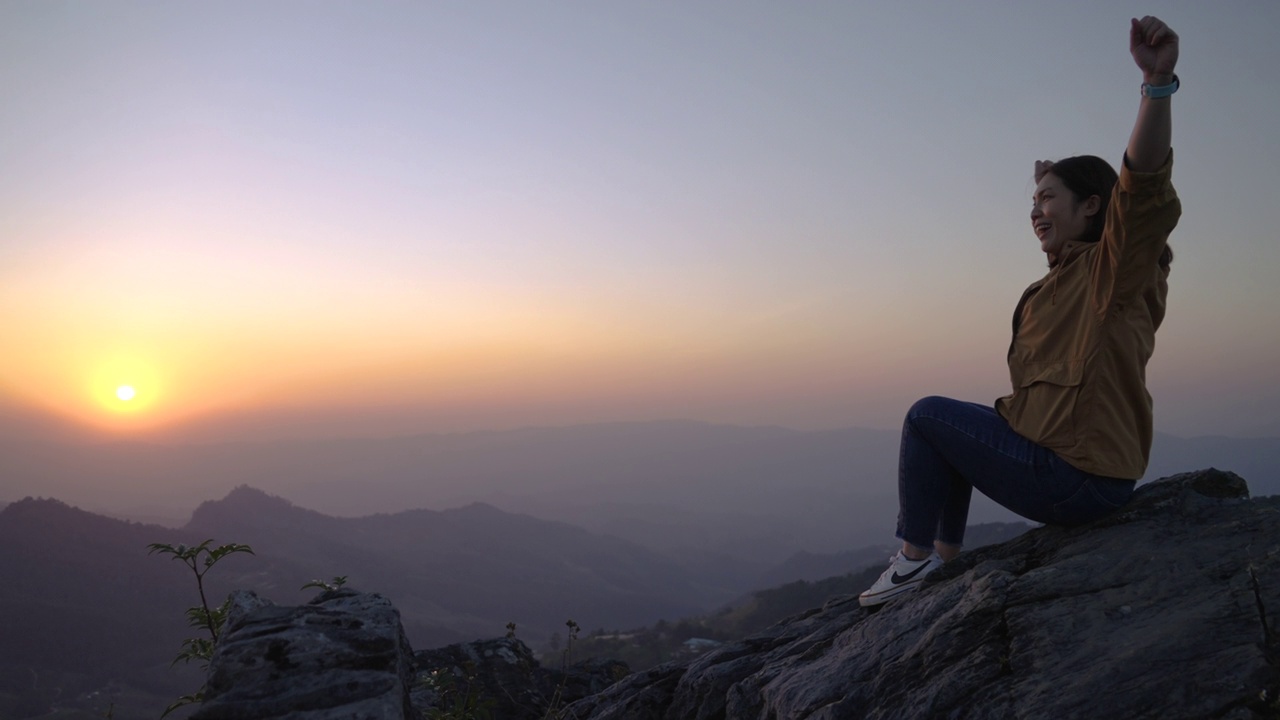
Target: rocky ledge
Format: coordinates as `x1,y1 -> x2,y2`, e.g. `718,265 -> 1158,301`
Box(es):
193,469 -> 1280,719
566,469 -> 1280,719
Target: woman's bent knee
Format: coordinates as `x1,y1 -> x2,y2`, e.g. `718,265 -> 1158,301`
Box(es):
906,396 -> 963,424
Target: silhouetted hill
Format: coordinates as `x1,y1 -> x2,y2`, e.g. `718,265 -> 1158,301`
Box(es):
0,496 -> 432,718
185,486 -> 718,643
0,498 -> 231,719
0,498 -> 197,670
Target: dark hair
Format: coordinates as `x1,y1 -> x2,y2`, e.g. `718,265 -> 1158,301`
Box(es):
1047,155 -> 1173,270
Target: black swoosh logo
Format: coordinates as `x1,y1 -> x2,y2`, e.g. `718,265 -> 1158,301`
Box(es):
890,561 -> 932,584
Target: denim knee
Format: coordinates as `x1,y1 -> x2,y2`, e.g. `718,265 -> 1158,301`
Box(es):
906,395 -> 955,425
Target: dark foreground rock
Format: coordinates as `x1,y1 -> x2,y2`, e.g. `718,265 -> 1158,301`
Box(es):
564,469 -> 1280,719
193,588 -> 416,719
192,591 -> 624,719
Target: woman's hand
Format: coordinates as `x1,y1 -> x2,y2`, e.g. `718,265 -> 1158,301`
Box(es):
1130,16 -> 1178,83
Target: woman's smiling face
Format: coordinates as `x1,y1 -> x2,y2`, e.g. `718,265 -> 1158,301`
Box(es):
1031,173 -> 1100,258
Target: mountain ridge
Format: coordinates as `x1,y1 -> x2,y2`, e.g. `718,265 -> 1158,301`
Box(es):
6,422 -> 1280,583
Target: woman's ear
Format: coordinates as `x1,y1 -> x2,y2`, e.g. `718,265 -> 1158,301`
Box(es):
1082,194 -> 1102,218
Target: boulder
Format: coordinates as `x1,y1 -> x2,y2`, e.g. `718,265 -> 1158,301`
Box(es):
564,469 -> 1280,719
192,588 -> 415,720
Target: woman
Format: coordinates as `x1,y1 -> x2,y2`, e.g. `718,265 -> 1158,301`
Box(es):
859,15 -> 1182,607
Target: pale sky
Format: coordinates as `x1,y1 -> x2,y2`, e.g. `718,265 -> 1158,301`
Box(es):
2,1 -> 1278,440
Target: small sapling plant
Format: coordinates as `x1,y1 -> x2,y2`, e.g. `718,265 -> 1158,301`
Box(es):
148,539 -> 254,716
301,575 -> 348,592
420,663 -> 493,720
541,619 -> 580,720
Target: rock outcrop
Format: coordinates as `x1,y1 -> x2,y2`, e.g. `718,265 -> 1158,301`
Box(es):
192,589 -> 416,720
566,469 -> 1280,719
191,591 -> 625,719
191,469 -> 1280,719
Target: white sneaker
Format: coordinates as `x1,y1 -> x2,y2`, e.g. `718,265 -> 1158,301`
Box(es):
858,551 -> 943,607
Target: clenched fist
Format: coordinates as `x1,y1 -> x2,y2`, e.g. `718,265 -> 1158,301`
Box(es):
1130,16 -> 1179,83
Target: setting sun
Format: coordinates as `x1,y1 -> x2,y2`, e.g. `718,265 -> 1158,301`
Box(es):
80,352 -> 167,426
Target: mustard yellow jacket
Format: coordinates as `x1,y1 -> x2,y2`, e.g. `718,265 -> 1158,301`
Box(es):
996,152 -> 1181,479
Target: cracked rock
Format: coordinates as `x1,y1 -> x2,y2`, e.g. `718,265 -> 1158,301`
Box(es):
192,588 -> 416,720
564,469 -> 1280,720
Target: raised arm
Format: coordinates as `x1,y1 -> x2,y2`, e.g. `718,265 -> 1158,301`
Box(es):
1126,16 -> 1179,172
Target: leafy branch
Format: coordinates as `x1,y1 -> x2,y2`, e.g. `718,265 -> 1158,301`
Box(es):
148,540 -> 254,645
148,539 -> 254,716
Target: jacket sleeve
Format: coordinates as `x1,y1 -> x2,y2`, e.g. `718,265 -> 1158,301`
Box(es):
1092,150 -> 1182,308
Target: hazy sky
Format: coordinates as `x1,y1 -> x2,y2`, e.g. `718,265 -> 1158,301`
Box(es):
2,1 -> 1278,441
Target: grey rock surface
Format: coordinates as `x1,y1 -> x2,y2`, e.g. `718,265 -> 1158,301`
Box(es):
192,588 -> 415,720
564,469 -> 1280,719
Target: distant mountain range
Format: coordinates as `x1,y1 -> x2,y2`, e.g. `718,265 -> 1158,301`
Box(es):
2,421 -> 1277,577
185,485 -> 720,640
0,421 -> 903,564
1,482 -> 782,715
0,488 -> 700,718
1,481 -> 969,719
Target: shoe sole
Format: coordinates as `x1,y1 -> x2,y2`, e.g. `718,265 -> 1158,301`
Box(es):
858,579 -> 925,607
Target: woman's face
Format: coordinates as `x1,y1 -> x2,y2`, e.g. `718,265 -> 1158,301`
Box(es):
1031,174 -> 1098,258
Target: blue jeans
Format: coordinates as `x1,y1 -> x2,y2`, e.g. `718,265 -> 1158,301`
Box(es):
896,396 -> 1136,550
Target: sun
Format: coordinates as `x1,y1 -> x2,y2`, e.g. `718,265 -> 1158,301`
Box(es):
87,353 -> 164,420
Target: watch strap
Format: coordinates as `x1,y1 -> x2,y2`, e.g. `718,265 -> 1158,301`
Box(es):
1141,74 -> 1180,99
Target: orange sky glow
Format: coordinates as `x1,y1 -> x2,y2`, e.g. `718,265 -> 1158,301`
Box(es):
2,2 -> 1279,442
